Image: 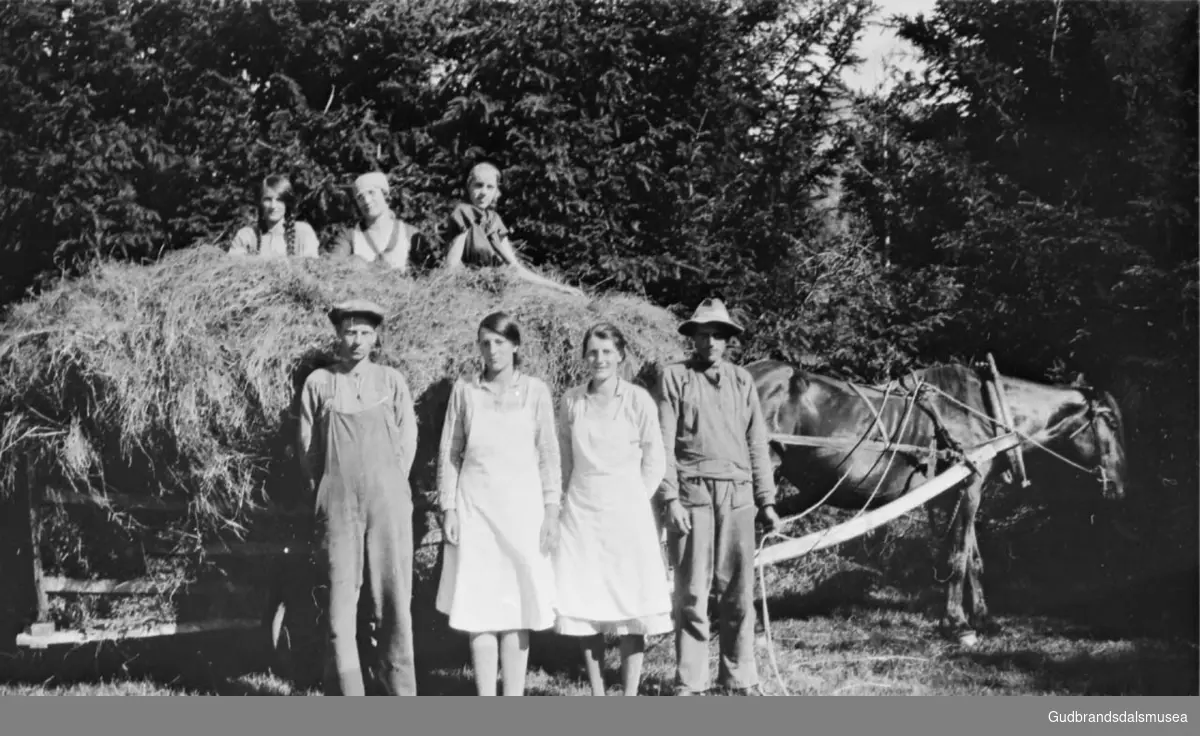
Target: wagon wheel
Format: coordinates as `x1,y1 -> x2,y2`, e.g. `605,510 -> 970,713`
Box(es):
262,558 -> 382,694
263,557 -> 325,692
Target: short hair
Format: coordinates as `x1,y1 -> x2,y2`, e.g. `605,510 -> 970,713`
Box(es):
478,310 -> 522,367
468,162 -> 502,188
580,322 -> 627,360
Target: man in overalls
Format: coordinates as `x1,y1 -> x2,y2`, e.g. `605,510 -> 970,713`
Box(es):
297,298 -> 419,696
656,297 -> 781,696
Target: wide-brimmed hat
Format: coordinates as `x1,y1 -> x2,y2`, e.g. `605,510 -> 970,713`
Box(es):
678,297 -> 744,337
328,298 -> 387,327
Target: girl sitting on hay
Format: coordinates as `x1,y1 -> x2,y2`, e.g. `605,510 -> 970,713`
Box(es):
443,162 -> 584,297
326,171 -> 425,273
227,174 -> 320,258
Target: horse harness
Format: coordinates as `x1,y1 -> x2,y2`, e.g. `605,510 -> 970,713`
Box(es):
771,363 -> 1117,493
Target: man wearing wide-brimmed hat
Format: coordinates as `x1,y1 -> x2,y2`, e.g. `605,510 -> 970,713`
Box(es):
654,297 -> 780,696
297,298 -> 419,695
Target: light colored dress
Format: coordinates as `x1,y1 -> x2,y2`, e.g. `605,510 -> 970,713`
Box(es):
328,215 -> 417,272
435,372 -> 562,633
554,379 -> 673,637
228,220 -> 320,257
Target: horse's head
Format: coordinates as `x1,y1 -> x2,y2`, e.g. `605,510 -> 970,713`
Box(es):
1054,387 -> 1129,503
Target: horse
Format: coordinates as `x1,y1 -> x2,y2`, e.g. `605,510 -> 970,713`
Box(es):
746,359 -> 1129,642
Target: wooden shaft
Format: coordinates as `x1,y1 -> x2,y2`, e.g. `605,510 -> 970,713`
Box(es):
770,433 -> 932,458
986,353 -> 1030,487
755,432 -> 1021,568
24,464 -> 50,624
41,576 -> 248,597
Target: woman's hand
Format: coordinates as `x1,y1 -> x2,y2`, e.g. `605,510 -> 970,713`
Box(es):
442,509 -> 460,546
539,505 -> 561,555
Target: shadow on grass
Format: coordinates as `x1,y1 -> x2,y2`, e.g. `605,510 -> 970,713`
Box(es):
949,645 -> 1199,696
763,493 -> 1197,647
759,567 -> 921,621
0,627 -> 293,696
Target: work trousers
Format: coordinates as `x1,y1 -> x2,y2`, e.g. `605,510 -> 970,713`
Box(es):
668,477 -> 759,693
314,404 -> 417,696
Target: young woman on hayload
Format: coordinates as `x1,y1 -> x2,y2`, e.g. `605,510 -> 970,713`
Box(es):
553,322 -> 672,696
435,311 -> 563,696
325,171 -> 423,273
442,162 -> 584,297
227,174 -> 320,258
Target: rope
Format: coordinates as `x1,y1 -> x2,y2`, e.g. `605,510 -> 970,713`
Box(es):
754,382 -> 924,696
773,381 -> 925,535
751,373 -> 1106,695
921,384 -> 1101,477
848,381 -> 895,443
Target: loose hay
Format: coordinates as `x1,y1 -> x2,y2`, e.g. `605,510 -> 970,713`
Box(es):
0,246 -> 689,577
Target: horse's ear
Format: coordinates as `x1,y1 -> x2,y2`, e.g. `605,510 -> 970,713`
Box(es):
1070,372 -> 1088,389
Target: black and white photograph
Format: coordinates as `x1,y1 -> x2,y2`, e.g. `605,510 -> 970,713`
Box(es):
0,0 -> 1195,705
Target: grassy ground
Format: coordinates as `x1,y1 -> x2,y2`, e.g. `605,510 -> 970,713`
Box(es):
3,478 -> 1194,697
1,605 -> 1192,697
2,543 -> 1193,697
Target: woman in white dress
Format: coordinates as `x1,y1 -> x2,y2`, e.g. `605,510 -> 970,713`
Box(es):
436,311 -> 562,696
554,322 -> 672,696
325,171 -> 422,273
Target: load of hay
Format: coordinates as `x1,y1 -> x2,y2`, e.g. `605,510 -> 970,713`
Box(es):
0,247 -> 688,633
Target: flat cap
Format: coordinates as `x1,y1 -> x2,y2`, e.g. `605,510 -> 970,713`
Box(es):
328,298 -> 387,327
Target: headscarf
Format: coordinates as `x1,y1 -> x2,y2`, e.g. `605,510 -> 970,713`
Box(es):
353,171 -> 390,197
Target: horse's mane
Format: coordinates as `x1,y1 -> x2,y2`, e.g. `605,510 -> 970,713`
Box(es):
760,359 -> 1119,417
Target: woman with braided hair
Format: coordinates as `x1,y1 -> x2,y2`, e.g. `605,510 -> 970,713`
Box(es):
228,174 -> 320,258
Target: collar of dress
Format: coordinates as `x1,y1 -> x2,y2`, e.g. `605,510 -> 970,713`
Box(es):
472,370 -> 525,394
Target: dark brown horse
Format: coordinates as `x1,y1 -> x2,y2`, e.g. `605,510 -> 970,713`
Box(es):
747,359 -> 1129,641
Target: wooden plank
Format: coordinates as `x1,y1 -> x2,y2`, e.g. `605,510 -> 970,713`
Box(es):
204,533 -> 443,556
770,433 -> 931,457
755,432 -> 1022,568
42,489 -> 312,518
42,489 -> 190,512
200,542 -> 304,557
25,466 -> 50,625
41,576 -> 249,597
986,353 -> 1031,488
15,618 -> 261,649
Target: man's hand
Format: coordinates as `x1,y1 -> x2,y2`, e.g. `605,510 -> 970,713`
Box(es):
759,504 -> 781,534
666,499 -> 692,535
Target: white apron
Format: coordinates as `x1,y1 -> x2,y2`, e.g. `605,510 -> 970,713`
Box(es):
435,396 -> 556,632
554,394 -> 672,631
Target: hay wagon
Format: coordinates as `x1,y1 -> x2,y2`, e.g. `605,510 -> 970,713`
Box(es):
2,430 -> 1021,656
1,471 -> 445,684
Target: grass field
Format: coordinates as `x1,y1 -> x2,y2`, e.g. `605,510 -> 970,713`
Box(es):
3,512 -> 1195,697
1,597 -> 1193,697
